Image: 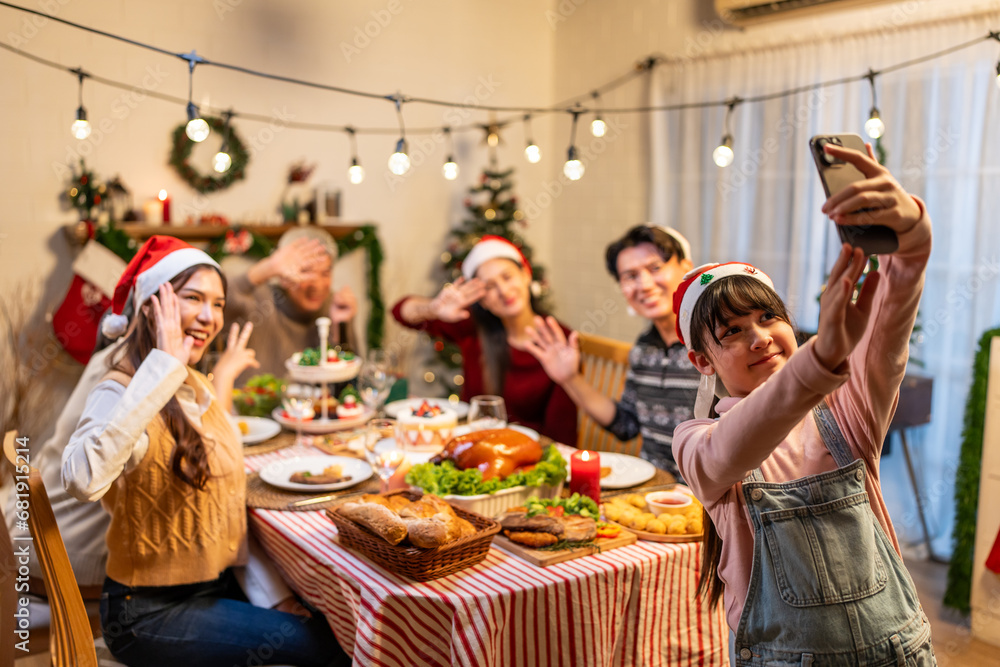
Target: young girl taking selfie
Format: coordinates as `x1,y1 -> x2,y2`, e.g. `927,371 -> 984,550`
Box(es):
673,144 -> 937,665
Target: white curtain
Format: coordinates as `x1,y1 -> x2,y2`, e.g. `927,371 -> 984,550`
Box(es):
648,12 -> 1000,558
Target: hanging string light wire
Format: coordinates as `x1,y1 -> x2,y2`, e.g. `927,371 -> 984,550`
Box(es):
864,69 -> 885,139
563,110 -> 585,181
713,97 -> 739,168
69,67 -> 90,140
387,95 -> 411,175
523,114 -> 541,163
213,110 -> 233,173
0,3 -> 996,137
183,51 -> 210,142
990,30 -> 1000,89
442,127 -> 459,180
590,91 -> 607,137
346,126 -> 364,184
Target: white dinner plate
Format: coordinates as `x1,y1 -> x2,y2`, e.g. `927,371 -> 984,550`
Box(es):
228,415 -> 281,445
555,446 -> 656,489
258,455 -> 372,492
384,397 -> 470,419
271,407 -> 373,434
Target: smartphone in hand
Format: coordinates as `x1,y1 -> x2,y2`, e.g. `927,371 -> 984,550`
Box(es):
809,133 -> 898,255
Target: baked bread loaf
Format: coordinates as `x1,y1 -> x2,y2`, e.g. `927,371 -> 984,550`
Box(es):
339,501 -> 408,545
338,493 -> 478,548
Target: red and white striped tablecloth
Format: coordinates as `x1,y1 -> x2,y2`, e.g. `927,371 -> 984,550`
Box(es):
246,447 -> 730,667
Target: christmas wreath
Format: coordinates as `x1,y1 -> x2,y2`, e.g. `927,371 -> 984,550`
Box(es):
168,116 -> 249,194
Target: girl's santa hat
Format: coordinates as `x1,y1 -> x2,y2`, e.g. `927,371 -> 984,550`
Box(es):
101,235 -> 220,338
671,261 -> 774,418
461,235 -> 532,280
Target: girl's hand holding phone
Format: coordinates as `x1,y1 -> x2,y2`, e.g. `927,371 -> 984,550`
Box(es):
813,244 -> 880,372
819,143 -> 922,240
150,282 -> 195,366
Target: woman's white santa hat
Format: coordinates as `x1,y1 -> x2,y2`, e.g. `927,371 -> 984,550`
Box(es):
672,261 -> 774,418
101,235 -> 220,338
461,235 -> 532,280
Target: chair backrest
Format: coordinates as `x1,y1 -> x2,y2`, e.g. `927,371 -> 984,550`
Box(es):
576,333 -> 642,457
3,431 -> 97,667
1,500 -> 15,667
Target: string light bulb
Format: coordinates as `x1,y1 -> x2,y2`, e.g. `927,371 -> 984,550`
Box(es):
713,136 -> 734,168
212,110 -> 233,173
713,98 -> 740,168
996,61 -> 1000,90
387,96 -> 410,175
345,127 -> 364,184
183,52 -> 209,142
590,91 -> 606,137
70,69 -> 91,140
864,70 -> 885,139
442,127 -> 459,180
563,111 -> 585,181
523,115 -> 541,163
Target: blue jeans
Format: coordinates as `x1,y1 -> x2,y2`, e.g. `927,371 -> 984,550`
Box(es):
100,570 -> 349,667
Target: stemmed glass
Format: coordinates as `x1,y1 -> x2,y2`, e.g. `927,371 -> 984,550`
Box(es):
281,383 -> 315,447
357,349 -> 397,418
467,395 -> 507,431
366,419 -> 404,492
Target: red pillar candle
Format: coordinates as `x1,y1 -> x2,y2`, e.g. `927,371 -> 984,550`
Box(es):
158,189 -> 171,224
569,450 -> 600,504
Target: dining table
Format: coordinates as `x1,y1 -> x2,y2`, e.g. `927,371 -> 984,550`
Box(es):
242,433 -> 731,667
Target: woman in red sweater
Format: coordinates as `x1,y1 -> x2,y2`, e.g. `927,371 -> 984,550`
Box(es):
392,236 -> 578,445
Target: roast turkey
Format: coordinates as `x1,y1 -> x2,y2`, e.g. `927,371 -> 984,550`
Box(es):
430,428 -> 542,480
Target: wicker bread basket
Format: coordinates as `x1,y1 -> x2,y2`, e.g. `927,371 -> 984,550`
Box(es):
326,490 -> 501,581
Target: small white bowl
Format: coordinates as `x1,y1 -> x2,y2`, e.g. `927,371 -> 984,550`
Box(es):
645,491 -> 692,517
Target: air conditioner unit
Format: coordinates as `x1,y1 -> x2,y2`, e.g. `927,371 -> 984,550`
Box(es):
716,0 -> 899,27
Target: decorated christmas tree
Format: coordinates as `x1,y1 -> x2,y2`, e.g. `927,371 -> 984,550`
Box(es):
420,166 -> 551,397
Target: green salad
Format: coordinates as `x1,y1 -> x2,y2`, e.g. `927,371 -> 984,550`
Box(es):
524,493 -> 599,519
232,374 -> 285,417
405,444 -> 567,496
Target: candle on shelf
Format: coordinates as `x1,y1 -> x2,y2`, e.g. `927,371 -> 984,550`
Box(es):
569,450 -> 600,504
142,198 -> 163,224
158,189 -> 171,224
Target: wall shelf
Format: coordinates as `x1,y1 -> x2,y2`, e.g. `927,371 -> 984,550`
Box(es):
116,222 -> 366,241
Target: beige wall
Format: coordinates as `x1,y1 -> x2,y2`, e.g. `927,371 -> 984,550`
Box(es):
1,0 -> 990,351
0,0 -> 560,363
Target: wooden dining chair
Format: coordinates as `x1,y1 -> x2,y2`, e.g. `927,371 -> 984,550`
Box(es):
3,430 -> 98,667
576,332 -> 642,457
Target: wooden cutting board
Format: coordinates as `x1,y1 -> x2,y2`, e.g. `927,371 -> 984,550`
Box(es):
493,529 -> 637,567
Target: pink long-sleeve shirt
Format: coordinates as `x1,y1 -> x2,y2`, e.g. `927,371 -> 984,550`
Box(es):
674,199 -> 931,631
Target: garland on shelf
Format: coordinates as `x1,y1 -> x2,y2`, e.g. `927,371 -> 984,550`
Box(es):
168,116 -> 249,194
205,224 -> 385,351
944,326 -> 1000,614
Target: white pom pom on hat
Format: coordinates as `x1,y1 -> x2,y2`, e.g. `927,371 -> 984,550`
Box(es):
100,236 -> 220,338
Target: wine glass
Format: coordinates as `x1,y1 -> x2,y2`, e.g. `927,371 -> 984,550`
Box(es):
467,395 -> 507,431
281,383 -> 315,447
374,450 -> 407,494
357,349 -> 397,417
364,419 -> 398,467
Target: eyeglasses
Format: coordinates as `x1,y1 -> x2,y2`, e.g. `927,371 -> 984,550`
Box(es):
618,260 -> 667,289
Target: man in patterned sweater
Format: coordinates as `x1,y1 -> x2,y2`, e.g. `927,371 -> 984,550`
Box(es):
526,225 -> 699,477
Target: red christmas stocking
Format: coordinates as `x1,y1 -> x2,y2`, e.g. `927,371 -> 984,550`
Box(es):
52,240 -> 127,364
987,526 -> 1000,574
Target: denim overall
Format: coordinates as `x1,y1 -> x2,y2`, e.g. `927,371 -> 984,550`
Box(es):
734,403 -> 937,666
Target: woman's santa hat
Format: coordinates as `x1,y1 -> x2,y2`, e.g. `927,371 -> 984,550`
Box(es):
671,261 -> 774,418
461,235 -> 532,280
101,236 -> 220,338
